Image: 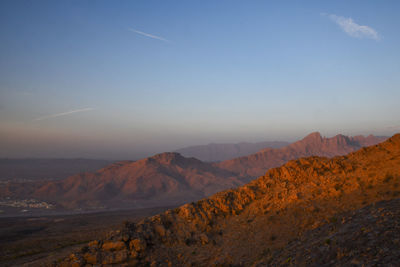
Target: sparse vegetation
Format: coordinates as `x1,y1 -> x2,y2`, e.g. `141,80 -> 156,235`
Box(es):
329,216 -> 338,223
285,257 -> 292,263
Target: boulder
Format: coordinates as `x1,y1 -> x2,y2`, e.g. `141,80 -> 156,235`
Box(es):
102,241 -> 126,251
130,238 -> 147,252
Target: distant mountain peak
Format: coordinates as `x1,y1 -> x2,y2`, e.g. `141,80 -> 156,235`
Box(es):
332,134 -> 351,144
175,141 -> 290,162
302,131 -> 323,141
146,152 -> 194,165
151,152 -> 183,160
19,150 -> 245,210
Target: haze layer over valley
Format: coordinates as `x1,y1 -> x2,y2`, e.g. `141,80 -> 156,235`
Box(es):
0,132 -> 387,213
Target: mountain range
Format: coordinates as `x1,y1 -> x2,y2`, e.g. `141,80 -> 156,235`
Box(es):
216,132 -> 387,177
175,141 -> 289,162
0,132 -> 387,210
58,133 -> 400,266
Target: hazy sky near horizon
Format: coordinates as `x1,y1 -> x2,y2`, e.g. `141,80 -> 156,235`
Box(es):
1,0 -> 400,160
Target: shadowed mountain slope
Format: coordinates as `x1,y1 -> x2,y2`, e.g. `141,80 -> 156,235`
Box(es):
216,132 -> 387,178
175,141 -> 289,162
58,133 -> 400,266
30,153 -> 247,209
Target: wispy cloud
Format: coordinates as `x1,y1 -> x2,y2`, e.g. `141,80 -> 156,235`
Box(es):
323,13 -> 380,41
33,108 -> 95,121
128,28 -> 170,43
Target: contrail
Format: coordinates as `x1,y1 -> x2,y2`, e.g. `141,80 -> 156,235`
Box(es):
128,28 -> 170,43
33,108 -> 95,121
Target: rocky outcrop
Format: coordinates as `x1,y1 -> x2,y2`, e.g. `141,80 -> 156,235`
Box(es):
57,133 -> 400,266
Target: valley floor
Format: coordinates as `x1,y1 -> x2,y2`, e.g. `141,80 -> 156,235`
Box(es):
0,206 -> 172,267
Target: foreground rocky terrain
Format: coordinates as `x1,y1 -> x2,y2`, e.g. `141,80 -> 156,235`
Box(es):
57,133 -> 400,266
265,198 -> 400,266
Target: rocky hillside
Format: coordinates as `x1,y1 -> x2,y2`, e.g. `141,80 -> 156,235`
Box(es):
264,198 -> 400,266
216,132 -> 387,178
30,153 -> 247,209
57,133 -> 400,266
175,141 -> 289,162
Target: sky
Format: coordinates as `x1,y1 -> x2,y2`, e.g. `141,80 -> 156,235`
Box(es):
1,0 -> 400,160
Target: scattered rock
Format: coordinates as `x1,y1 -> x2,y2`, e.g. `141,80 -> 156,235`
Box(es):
129,239 -> 146,252
101,241 -> 126,251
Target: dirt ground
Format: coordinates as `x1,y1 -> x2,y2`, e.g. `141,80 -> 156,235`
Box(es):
0,206 -> 171,266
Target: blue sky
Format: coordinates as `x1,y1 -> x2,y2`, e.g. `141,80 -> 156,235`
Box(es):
1,0 -> 399,159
